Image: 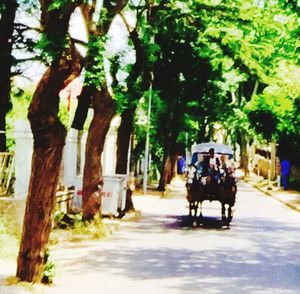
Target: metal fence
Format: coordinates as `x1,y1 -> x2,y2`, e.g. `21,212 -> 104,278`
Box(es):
0,152 -> 14,196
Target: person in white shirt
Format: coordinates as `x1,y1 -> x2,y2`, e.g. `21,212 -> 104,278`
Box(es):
202,148 -> 220,177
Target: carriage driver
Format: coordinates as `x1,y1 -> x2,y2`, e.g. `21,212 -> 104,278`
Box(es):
202,148 -> 220,180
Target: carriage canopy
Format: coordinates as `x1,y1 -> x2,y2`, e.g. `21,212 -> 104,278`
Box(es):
191,142 -> 234,158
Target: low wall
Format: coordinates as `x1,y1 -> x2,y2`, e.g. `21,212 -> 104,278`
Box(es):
252,154 -> 300,182
252,154 -> 271,179
0,198 -> 25,237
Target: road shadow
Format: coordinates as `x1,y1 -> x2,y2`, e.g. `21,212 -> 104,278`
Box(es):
166,214 -> 230,230
54,217 -> 300,293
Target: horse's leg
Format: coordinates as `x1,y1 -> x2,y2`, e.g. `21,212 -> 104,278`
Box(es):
221,203 -> 226,222
228,206 -> 232,222
189,202 -> 192,217
194,201 -> 198,218
199,201 -> 203,219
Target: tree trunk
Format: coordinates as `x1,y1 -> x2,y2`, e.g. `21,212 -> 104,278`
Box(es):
16,119 -> 66,283
115,107 -> 135,174
16,1 -> 81,282
71,86 -> 92,130
157,111 -> 182,191
168,152 -> 177,184
0,113 -> 7,152
0,0 -> 18,151
115,108 -> 135,212
16,46 -> 81,282
82,86 -> 116,221
237,130 -> 249,177
158,152 -> 172,191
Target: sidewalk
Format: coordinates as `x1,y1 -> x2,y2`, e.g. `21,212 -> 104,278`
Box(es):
244,173 -> 300,213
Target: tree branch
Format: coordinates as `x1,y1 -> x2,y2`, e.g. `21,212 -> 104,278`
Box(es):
14,22 -> 40,33
70,36 -> 87,47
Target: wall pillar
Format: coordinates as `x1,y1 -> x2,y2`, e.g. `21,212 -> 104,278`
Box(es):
61,128 -> 78,188
14,120 -> 33,199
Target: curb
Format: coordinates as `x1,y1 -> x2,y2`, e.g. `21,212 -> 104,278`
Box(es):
243,179 -> 300,214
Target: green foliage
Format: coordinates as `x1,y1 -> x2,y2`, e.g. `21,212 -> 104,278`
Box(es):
42,251 -> 55,284
84,34 -> 107,89
58,99 -> 71,128
124,0 -> 300,169
48,0 -> 86,11
18,0 -> 39,12
0,3 -> 4,13
36,33 -> 70,65
247,108 -> 278,142
109,53 -> 135,113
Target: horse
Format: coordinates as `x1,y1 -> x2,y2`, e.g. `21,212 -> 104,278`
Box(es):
219,172 -> 237,224
186,166 -> 237,225
186,164 -> 203,218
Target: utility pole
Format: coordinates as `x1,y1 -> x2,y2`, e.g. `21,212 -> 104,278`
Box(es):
143,73 -> 153,194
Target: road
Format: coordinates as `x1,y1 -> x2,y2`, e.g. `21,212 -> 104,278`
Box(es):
1,180 -> 300,293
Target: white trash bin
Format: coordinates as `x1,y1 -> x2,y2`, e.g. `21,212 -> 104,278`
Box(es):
72,174 -> 127,217
102,174 -> 127,217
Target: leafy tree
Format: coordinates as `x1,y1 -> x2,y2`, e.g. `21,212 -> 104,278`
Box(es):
113,9 -> 152,177
71,0 -> 129,221
141,1 -> 217,190
189,0 -> 299,174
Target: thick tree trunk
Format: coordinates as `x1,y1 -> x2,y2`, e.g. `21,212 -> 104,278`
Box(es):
16,47 -> 81,282
16,119 -> 65,282
16,1 -> 81,282
0,0 -> 18,151
82,86 -> 116,221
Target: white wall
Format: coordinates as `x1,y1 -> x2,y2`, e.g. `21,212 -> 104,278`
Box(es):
13,117 -> 121,198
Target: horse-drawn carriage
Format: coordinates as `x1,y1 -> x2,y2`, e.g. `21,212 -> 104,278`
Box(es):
186,142 -> 237,226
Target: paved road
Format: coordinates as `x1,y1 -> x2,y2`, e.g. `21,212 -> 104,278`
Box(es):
1,181 -> 300,293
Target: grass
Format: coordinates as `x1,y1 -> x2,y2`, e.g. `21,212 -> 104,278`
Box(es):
51,212 -> 116,244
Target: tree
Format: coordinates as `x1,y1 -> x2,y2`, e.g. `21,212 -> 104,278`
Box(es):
71,0 -> 128,221
0,0 -> 18,152
142,1 -> 218,190
188,0 -> 299,175
114,9 -> 150,176
16,0 -> 82,283
0,0 -> 43,152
